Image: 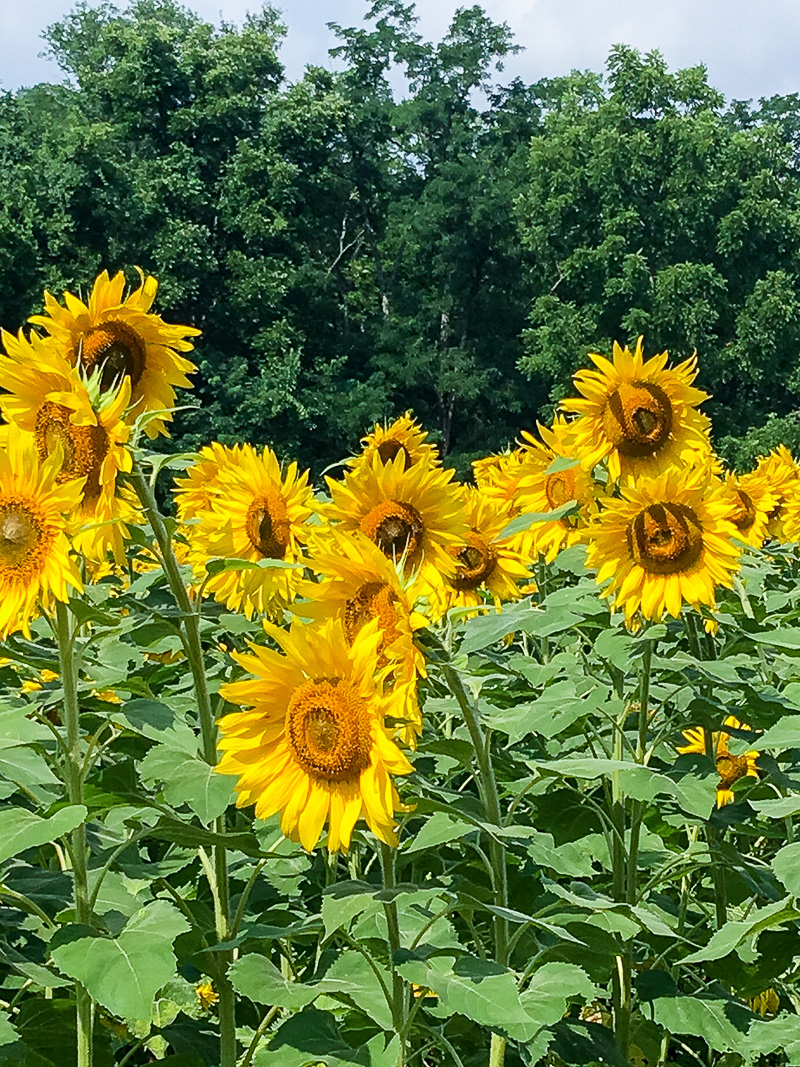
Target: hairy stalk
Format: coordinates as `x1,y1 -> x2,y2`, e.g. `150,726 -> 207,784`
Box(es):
130,462 -> 236,1067
55,600 -> 93,1067
684,613 -> 727,930
610,698 -> 630,1058
441,662 -> 508,1067
703,729 -> 728,930
380,842 -> 407,1067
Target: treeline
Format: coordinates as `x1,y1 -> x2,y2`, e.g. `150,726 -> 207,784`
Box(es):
3,0 -> 800,472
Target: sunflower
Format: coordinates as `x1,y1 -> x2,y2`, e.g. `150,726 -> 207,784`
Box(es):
295,529 -> 427,746
326,452 -> 467,583
29,269 -> 199,438
561,337 -> 711,481
184,444 -> 313,618
514,417 -> 600,562
720,470 -> 777,548
0,428 -> 83,638
677,716 -> 759,806
427,487 -> 530,620
754,446 -> 800,541
584,467 -> 741,623
173,441 -> 247,522
217,618 -> 412,851
348,412 -> 440,473
0,329 -> 137,562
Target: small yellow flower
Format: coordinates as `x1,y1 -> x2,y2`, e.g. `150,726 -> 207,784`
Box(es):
195,980 -> 219,1011
749,988 -> 779,1016
677,716 -> 759,806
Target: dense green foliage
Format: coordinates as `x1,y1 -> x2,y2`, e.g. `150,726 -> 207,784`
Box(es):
3,1 -> 800,469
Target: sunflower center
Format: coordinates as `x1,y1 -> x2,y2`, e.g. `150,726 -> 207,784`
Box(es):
451,533 -> 497,591
377,439 -> 412,468
716,752 -> 753,791
79,321 -> 147,392
360,500 -> 424,564
344,580 -> 401,650
628,502 -> 703,575
245,493 -> 290,559
731,489 -> 756,534
545,468 -> 576,510
34,402 -> 109,501
0,503 -> 43,570
603,380 -> 673,457
286,678 -> 372,783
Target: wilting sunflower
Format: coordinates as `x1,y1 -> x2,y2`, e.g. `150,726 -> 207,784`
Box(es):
348,412 -> 440,473
173,441 -> 247,522
295,530 -> 426,746
428,487 -> 530,620
585,467 -> 741,623
514,417 -> 599,562
720,470 -> 777,548
0,428 -> 84,638
217,618 -> 412,852
326,452 -> 467,583
755,446 -> 800,541
184,444 -> 313,618
30,269 -> 199,438
561,337 -> 711,481
677,716 -> 759,806
0,329 -> 137,562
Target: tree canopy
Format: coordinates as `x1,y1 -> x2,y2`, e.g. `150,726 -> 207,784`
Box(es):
2,2 -> 800,470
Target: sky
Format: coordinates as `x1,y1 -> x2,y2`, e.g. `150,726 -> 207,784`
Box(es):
0,0 -> 798,103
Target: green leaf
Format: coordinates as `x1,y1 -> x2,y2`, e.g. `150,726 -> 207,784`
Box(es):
750,628 -> 800,650
403,811 -> 473,854
681,898 -> 800,963
254,1006 -> 397,1066
139,744 -> 234,823
397,954 -> 531,1028
51,900 -> 190,1021
772,842 -> 800,894
0,805 -> 87,865
755,717 -> 800,749
483,683 -> 612,742
532,758 -> 678,799
206,556 -> 300,576
652,996 -> 749,1050
499,500 -> 577,540
0,1013 -> 17,1048
506,963 -> 595,1041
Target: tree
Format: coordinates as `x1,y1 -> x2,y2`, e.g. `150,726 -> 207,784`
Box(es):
517,44 -> 800,454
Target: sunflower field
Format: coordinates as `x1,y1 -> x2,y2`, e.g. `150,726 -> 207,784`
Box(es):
3,270 -> 800,1067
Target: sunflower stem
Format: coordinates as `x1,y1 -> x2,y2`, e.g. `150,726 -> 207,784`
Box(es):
610,698 -> 630,1058
130,461 -> 236,1067
441,662 -> 508,1067
379,842 -> 408,1066
703,729 -> 728,930
55,599 -> 93,1067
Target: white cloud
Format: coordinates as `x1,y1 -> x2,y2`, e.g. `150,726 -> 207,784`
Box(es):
1,0 -> 798,102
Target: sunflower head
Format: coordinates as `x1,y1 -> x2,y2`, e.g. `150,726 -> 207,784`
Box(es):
0,329 -> 138,563
30,269 -> 199,439
585,467 -> 741,623
326,452 -> 467,582
295,529 -> 426,746
217,618 -> 412,852
561,337 -> 711,481
515,416 -> 600,562
183,444 -> 313,618
0,428 -> 84,637
349,412 -> 440,473
427,487 -> 530,619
